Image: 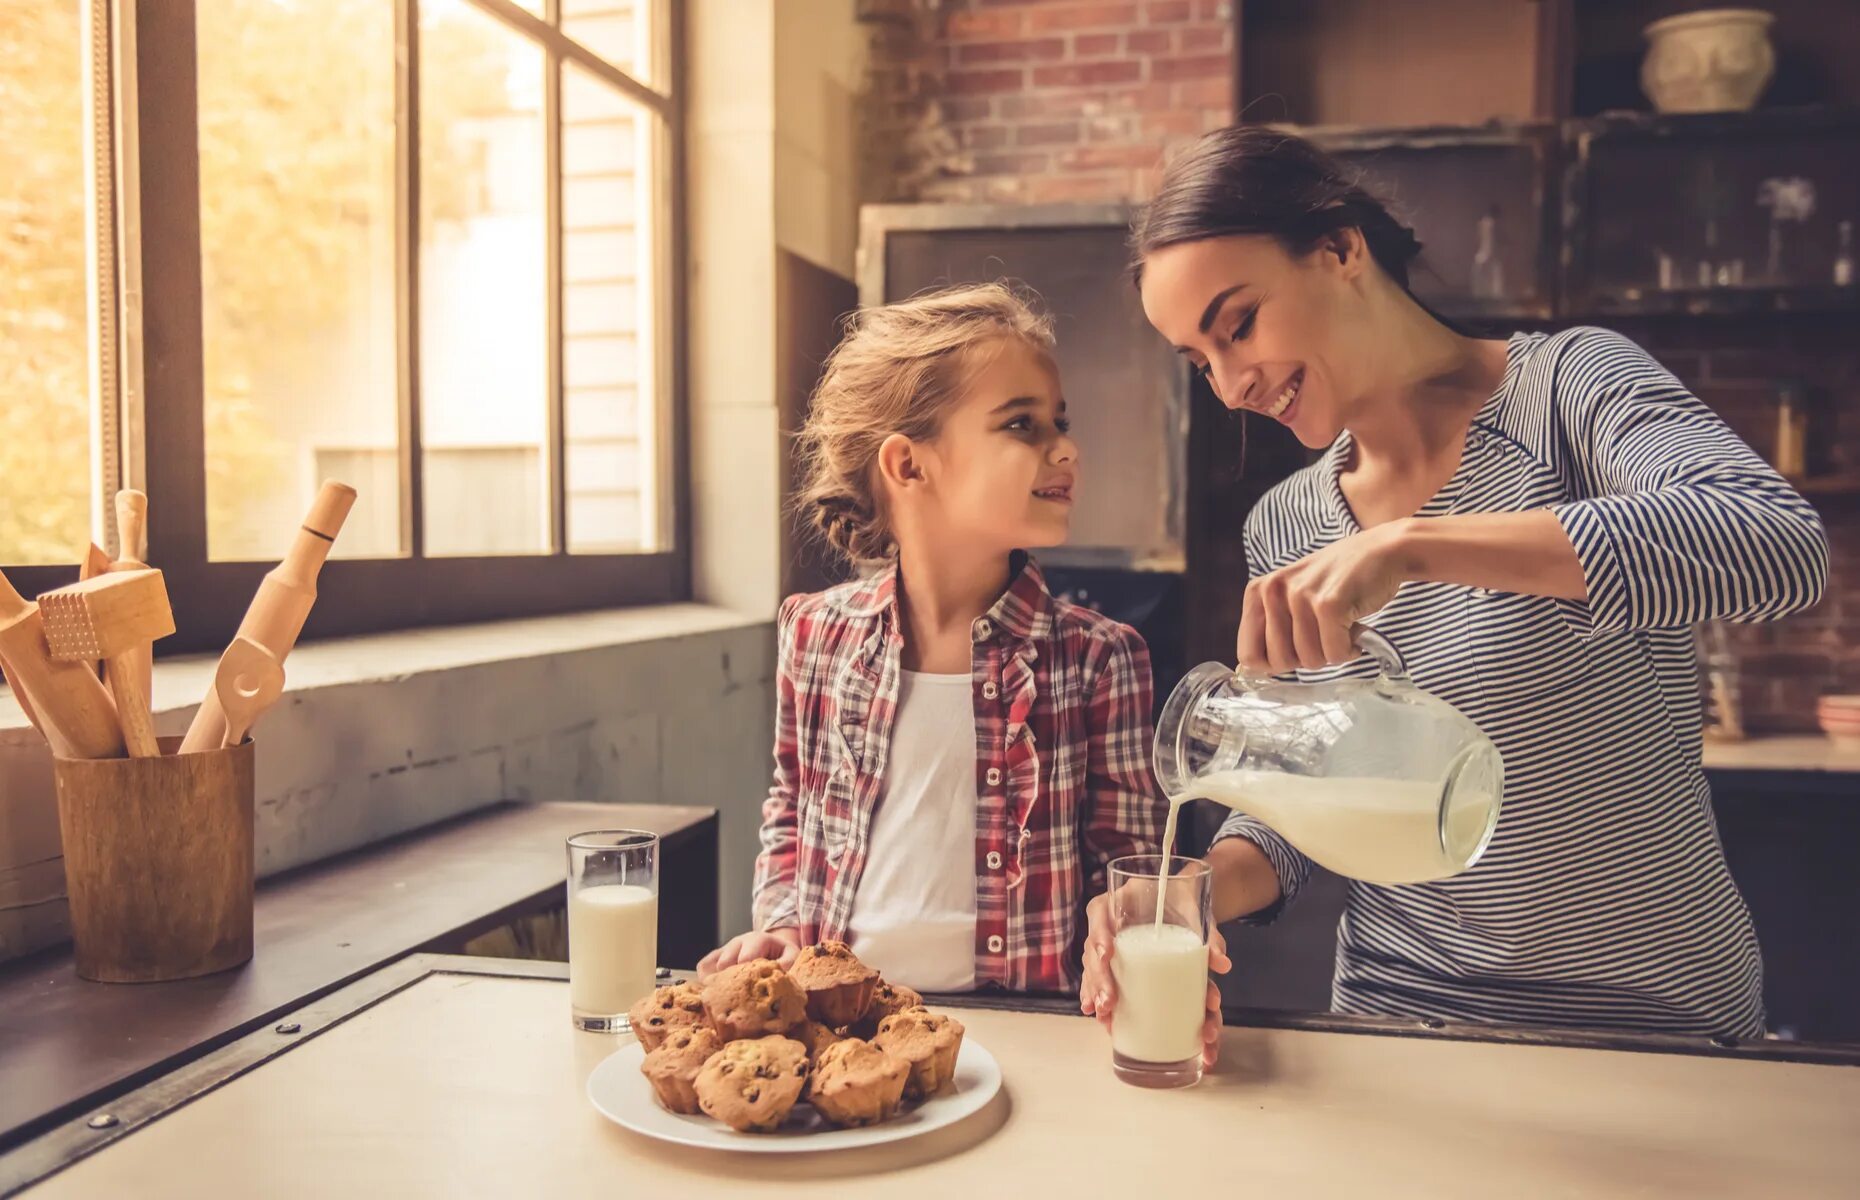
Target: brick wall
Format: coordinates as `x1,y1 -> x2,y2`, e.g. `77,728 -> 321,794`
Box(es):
861,0 -> 1234,205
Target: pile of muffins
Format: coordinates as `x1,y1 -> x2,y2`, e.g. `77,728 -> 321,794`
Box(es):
629,941 -> 966,1134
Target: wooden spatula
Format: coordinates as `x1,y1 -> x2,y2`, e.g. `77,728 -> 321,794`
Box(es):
106,491 -> 153,709
213,637 -> 285,749
0,646 -> 45,738
37,569 -> 176,758
0,568 -> 125,760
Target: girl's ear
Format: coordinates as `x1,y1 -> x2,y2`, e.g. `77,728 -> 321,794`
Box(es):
876,433 -> 923,489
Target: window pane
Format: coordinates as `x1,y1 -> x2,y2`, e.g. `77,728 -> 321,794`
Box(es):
563,0 -> 664,91
419,0 -> 549,557
0,0 -> 92,566
197,0 -> 401,562
562,64 -> 668,554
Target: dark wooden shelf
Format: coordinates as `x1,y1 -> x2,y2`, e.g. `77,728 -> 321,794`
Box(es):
1273,105 -> 1860,145
1795,473 -> 1860,498
1579,285 -> 1860,318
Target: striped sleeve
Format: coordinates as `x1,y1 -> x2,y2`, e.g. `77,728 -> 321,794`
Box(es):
1210,519 -> 1313,924
1547,329 -> 1828,640
750,595 -> 805,932
1080,623 -> 1167,894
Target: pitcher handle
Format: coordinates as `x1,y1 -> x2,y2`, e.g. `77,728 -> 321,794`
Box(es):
1351,623 -> 1409,683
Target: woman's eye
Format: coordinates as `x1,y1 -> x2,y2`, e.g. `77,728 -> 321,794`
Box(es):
1055,416 -> 1072,435
1005,416 -> 1033,431
1231,306 -> 1259,342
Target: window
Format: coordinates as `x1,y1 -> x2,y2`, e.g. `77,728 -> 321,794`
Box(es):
0,0 -> 113,570
2,0 -> 683,654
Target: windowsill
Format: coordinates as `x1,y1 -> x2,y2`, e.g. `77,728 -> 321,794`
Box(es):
1,603 -> 769,738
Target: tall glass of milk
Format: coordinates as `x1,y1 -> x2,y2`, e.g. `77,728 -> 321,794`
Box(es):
1107,855 -> 1213,1089
566,830 -> 660,1032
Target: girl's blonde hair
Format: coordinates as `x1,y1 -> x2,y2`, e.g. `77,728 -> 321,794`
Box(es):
795,281 -> 1056,564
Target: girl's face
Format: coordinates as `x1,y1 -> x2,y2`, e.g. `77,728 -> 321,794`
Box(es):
905,338 -> 1079,555
1138,232 -> 1371,450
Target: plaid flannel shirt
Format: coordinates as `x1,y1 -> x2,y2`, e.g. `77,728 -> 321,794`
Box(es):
751,555 -> 1165,993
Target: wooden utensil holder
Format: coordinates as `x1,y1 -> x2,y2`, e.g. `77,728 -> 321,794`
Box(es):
53,737 -> 255,983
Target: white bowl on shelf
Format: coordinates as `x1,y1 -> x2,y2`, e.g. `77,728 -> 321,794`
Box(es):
1642,8 -> 1776,114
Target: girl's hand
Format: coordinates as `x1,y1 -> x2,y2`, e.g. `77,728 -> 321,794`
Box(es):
1080,888 -> 1233,1069
1238,521 -> 1414,674
697,927 -> 802,979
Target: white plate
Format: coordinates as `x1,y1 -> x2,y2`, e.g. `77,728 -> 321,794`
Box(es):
587,1038 -> 1002,1154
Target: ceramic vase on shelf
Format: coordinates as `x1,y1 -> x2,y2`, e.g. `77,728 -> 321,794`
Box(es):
1642,8 -> 1776,114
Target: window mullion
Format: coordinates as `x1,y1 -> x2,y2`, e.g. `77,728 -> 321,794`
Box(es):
546,44 -> 567,555
398,0 -> 426,560
130,0 -> 207,576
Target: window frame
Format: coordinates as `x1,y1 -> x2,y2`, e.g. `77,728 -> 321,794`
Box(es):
6,0 -> 689,656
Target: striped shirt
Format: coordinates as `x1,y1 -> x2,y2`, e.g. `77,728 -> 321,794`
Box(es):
753,554 -> 1167,992
1219,327 -> 1829,1037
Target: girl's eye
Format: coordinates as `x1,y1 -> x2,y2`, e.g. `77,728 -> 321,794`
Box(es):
1005,415 -> 1033,431
1055,416 -> 1072,435
1231,305 -> 1259,342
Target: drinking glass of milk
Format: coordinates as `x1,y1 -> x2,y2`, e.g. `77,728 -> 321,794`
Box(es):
1153,626 -> 1505,885
566,830 -> 660,1032
1107,855 -> 1214,1089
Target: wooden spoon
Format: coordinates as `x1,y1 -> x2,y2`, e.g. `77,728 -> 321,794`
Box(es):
214,637 -> 285,749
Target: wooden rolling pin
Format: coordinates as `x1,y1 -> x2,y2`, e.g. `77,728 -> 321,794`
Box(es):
0,568 -> 126,760
38,570 -> 176,758
179,481 -> 355,755
106,491 -> 153,709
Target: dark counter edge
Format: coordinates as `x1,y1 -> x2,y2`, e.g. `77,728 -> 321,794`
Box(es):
6,952 -> 1859,1198
0,804 -> 718,1157
930,987 -> 1860,1068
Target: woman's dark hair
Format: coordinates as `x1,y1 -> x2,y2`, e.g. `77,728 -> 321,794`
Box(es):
1130,125 -> 1425,291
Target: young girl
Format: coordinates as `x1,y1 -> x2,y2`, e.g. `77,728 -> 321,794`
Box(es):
697,283 -> 1166,994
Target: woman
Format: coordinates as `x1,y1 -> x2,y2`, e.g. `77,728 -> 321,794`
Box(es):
1082,127 -> 1828,1049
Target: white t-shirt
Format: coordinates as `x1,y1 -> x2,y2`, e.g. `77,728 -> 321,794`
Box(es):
847,670 -> 979,992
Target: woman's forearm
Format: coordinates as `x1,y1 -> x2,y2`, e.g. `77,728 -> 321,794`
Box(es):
1209,836 -> 1284,924
1390,510 -> 1587,601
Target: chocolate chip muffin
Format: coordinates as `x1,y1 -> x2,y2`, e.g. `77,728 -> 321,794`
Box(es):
806,1038 -> 910,1128
788,941 -> 880,1028
628,982 -> 709,1052
850,978 -> 924,1039
639,1025 -> 723,1115
874,1008 -> 965,1100
791,1019 -> 844,1065
700,959 -> 807,1041
693,1036 -> 810,1133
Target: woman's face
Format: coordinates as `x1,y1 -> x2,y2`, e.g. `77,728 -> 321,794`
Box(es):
1138,232 -> 1369,450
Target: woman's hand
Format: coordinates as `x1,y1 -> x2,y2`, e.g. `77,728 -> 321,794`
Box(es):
697,927 -> 803,979
1238,520 -> 1414,674
1080,887 -> 1233,1069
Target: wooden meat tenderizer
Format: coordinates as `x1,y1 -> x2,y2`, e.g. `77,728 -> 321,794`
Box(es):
180,481 -> 356,755
37,569 -> 175,759
0,568 -> 126,760
2,540 -> 113,733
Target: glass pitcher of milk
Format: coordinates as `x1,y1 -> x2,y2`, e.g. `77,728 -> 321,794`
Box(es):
1153,628 -> 1504,884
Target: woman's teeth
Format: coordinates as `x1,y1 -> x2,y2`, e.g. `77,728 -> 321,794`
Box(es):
1268,373 -> 1302,418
